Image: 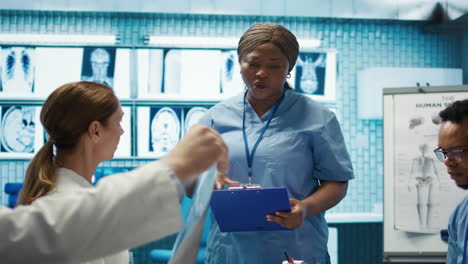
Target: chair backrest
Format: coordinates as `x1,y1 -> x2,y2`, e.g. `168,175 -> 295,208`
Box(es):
4,183 -> 23,208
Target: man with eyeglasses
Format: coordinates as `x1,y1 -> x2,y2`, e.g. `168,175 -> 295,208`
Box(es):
434,99 -> 468,264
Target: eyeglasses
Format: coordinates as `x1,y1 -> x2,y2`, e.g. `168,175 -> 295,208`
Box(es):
433,147 -> 468,163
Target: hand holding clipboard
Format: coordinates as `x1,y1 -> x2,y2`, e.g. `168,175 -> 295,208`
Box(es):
209,186 -> 292,232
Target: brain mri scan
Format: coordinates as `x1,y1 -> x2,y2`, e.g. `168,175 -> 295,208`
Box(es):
150,107 -> 180,157
184,107 -> 207,133
1,106 -> 36,153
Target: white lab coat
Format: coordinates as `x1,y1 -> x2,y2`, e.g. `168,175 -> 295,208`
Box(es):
0,161 -> 183,264
43,167 -> 129,264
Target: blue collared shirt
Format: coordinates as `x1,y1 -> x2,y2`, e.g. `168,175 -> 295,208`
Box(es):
447,195 -> 468,264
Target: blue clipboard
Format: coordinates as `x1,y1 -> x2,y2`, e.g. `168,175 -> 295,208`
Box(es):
210,187 -> 292,232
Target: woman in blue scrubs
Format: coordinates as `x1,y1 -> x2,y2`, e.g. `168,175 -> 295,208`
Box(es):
200,23 -> 354,264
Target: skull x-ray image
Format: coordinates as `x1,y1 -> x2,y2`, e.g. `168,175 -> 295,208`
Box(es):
81,47 -> 116,87
184,107 -> 208,133
149,107 -> 181,157
0,47 -> 35,94
1,106 -> 36,153
294,52 -> 326,95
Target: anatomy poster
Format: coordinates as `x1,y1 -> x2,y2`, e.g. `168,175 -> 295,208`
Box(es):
393,92 -> 467,233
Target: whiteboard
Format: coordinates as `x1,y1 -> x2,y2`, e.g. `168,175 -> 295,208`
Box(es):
383,85 -> 468,262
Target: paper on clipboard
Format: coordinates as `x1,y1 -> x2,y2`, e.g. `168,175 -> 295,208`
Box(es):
210,187 -> 292,232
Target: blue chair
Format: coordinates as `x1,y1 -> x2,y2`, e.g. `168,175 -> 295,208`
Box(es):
149,196 -> 211,264
4,183 -> 23,208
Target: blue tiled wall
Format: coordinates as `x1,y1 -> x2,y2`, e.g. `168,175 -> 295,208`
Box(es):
464,28 -> 468,82
0,11 -> 461,216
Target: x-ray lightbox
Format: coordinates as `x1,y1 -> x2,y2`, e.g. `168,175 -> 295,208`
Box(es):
289,50 -> 337,102
0,47 -> 36,97
136,48 -> 243,101
112,106 -> 132,158
0,46 -> 131,99
0,105 -> 43,158
137,106 -> 182,158
183,106 -> 208,134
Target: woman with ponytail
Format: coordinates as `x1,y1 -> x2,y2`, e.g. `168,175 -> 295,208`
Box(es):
0,78 -> 228,262
18,81 -> 128,263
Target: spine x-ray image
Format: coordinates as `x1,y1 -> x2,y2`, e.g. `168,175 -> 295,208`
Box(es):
294,52 -> 326,95
149,107 -> 181,157
0,47 -> 35,94
1,106 -> 36,153
81,47 -> 116,88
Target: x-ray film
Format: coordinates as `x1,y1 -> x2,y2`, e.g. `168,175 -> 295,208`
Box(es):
290,50 -> 337,102
81,47 -> 116,88
164,49 -> 221,100
137,106 -> 181,158
169,166 -> 217,264
137,49 -> 164,98
219,50 -> 243,97
113,106 -> 132,158
184,107 -> 207,133
0,47 -> 35,96
0,105 -> 43,158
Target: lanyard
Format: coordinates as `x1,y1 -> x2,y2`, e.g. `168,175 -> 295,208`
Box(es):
242,90 -> 284,185
463,224 -> 468,264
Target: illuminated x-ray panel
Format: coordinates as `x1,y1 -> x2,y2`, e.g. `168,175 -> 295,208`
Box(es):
137,49 -> 164,98
219,50 -> 244,97
0,47 -> 35,97
34,47 -> 83,98
184,107 -> 208,134
113,49 -> 131,99
164,49 -> 220,100
290,50 -> 337,102
0,105 -> 43,158
113,106 -> 132,158
81,47 -> 116,87
137,106 -> 182,158
3,47 -> 130,99
79,47 -> 131,99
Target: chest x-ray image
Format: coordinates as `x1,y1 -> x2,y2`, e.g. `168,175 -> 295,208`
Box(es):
184,107 -> 207,133
1,106 -> 36,153
81,47 -> 116,87
294,52 -> 326,95
149,107 -> 181,157
0,47 -> 35,95
220,50 -> 244,96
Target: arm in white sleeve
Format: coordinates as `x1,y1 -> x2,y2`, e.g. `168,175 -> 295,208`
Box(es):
0,161 -> 182,263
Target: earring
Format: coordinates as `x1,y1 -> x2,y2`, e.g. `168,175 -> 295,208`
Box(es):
287,73 -> 291,78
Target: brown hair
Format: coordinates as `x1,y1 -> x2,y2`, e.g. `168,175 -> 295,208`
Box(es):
18,81 -> 119,205
237,23 -> 299,73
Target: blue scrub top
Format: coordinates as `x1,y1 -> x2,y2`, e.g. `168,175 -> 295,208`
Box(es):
447,195 -> 468,264
200,89 -> 354,264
